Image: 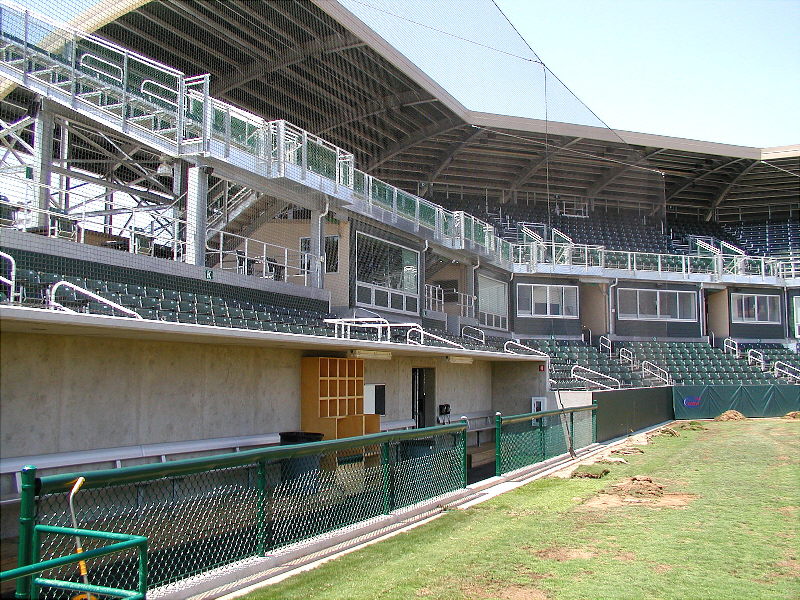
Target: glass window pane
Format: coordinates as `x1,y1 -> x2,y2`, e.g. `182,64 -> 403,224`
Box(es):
733,295 -> 744,321
639,290 -> 658,318
660,291 -> 678,319
532,285 -> 548,316
563,287 -> 578,317
767,295 -> 780,323
742,295 -> 756,320
478,275 -> 507,318
756,296 -> 769,322
678,292 -> 696,320
517,285 -> 532,316
618,289 -> 637,319
549,286 -> 562,316
325,236 -> 339,273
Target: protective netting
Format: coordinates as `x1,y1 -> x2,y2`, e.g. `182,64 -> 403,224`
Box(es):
32,429 -> 466,595
497,407 -> 595,475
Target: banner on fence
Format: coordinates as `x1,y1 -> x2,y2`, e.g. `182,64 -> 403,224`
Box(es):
672,385 -> 800,419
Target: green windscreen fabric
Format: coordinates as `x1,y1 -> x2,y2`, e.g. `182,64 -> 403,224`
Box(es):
673,385 -> 800,419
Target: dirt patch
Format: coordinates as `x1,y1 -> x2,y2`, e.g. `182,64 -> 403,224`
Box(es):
777,506 -> 798,517
532,546 -> 596,561
496,585 -> 549,600
649,426 -> 679,438
461,579 -> 550,600
675,420 -> 708,431
784,411 -> 800,419
715,410 -> 746,421
571,465 -> 610,479
611,476 -> 665,498
612,447 -> 644,456
614,551 -> 636,561
579,476 -> 697,510
775,559 -> 800,577
654,564 -> 674,574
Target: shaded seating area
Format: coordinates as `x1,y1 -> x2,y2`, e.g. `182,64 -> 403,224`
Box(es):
724,220 -> 800,258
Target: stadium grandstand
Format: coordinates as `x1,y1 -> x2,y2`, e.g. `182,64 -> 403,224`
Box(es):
0,0 -> 798,598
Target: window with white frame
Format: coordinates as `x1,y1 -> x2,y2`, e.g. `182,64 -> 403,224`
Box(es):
355,232 -> 419,314
300,235 -> 339,273
617,288 -> 697,321
731,293 -> 781,324
477,274 -> 508,329
517,284 -> 579,318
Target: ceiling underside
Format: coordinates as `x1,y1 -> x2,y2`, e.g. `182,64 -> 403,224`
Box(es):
2,0 -> 797,221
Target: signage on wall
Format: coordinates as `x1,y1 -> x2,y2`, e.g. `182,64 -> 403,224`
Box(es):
205,269 -> 214,280
682,396 -> 701,407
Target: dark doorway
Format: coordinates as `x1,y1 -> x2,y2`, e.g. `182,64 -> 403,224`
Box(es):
411,368 -> 435,428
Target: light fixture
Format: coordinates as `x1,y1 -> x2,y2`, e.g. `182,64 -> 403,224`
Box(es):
348,350 -> 392,360
156,156 -> 173,176
446,355 -> 473,364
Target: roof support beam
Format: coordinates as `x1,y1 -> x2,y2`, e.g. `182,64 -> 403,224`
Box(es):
423,127 -> 487,192
317,91 -> 436,134
665,157 -> 744,202
509,137 -> 583,193
366,120 -> 463,172
703,160 -> 760,221
212,34 -> 364,96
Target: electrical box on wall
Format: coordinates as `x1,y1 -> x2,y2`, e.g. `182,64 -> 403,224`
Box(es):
531,397 -> 545,413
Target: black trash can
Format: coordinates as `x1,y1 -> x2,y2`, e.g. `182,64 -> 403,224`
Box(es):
279,431 -> 324,492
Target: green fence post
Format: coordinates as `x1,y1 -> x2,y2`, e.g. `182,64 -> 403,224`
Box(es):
569,411 -> 575,454
539,418 -> 546,461
461,419 -> 468,489
381,442 -> 391,514
494,413 -> 502,477
30,520 -> 40,600
256,460 -> 267,555
138,538 -> 148,599
16,465 -> 37,600
592,408 -> 597,443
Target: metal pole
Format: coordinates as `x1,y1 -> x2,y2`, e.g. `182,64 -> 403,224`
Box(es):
381,442 -> 391,514
16,465 -> 37,600
460,418 -> 468,489
494,412 -> 502,477
256,460 -> 267,555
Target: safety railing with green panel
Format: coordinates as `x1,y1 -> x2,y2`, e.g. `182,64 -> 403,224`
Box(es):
495,406 -> 596,476
12,423 -> 467,597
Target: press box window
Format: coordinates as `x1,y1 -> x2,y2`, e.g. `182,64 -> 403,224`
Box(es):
516,284 -> 578,318
617,288 -> 697,321
355,232 -> 419,315
477,274 -> 508,329
731,293 -> 780,324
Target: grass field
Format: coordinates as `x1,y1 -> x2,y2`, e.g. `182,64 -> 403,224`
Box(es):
243,419 -> 799,600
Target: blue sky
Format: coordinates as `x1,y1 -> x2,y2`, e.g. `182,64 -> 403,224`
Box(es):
17,0 -> 800,148
495,0 -> 800,148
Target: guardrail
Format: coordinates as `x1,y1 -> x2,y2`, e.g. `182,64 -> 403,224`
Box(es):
642,361 -> 672,385
570,365 -> 621,390
599,335 -> 612,357
503,340 -> 548,356
461,325 -> 485,344
1,524 -> 148,600
723,337 -> 740,358
774,361 -> 800,383
47,281 -> 144,319
747,349 -> 765,370
495,405 -> 596,476
15,423 -> 468,595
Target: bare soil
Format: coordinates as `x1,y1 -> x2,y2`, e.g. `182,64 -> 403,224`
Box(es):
784,411 -> 800,420
715,410 -> 746,421
532,546 -> 596,561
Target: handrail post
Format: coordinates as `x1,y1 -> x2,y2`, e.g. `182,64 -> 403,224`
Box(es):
569,411 -> 575,455
256,459 -> 267,555
381,441 -> 391,514
460,417 -> 468,489
494,412 -> 502,477
15,465 -> 37,600
137,538 -> 148,599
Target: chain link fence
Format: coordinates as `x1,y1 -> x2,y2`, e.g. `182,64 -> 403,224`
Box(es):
16,424 -> 466,597
496,406 -> 596,476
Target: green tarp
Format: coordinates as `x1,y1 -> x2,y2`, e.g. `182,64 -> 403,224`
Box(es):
673,385 -> 800,419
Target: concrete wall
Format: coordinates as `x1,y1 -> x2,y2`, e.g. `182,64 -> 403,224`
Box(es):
580,283 -> 608,337
364,357 -> 494,421
490,361 -> 547,416
707,289 -> 729,339
0,332 -> 304,458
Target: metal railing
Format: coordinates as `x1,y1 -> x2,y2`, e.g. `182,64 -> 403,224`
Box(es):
443,289 -> 475,319
642,361 -> 672,385
723,337 -> 740,358
774,361 -> 800,383
619,347 -> 638,369
747,349 -> 765,370
461,325 -> 485,345
206,229 -> 314,284
495,405 -> 596,476
47,281 -> 144,319
599,335 -> 612,357
1,524 -> 148,600
406,326 -> 464,349
503,340 -> 548,356
15,424 -> 468,595
0,249 -> 16,300
424,284 -> 444,313
570,365 -> 621,390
